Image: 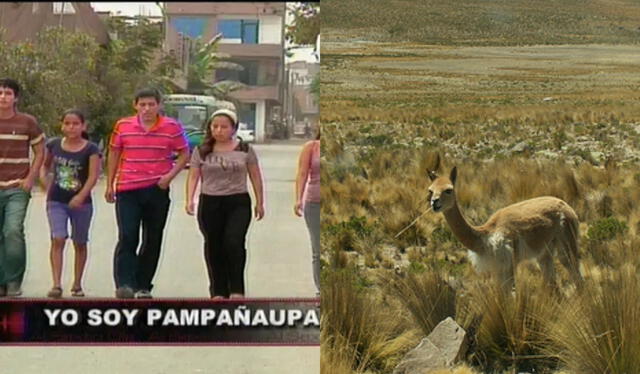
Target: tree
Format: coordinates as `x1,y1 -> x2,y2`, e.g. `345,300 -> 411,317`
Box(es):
286,2 -> 320,46
309,74 -> 319,103
0,27 -> 105,137
0,16 -> 178,144
181,33 -> 245,105
186,34 -> 224,93
101,15 -> 178,92
94,15 -> 178,141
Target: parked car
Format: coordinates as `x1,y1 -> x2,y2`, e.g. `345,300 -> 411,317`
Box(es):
237,122 -> 255,143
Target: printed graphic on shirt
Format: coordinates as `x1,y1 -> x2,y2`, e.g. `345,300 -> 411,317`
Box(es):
212,155 -> 241,172
54,156 -> 82,191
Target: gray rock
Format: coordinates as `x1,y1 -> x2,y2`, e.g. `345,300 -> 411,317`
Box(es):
393,317 -> 468,374
511,141 -> 530,153
590,151 -> 604,164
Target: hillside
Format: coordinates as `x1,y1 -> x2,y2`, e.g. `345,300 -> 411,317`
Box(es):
323,0 -> 640,45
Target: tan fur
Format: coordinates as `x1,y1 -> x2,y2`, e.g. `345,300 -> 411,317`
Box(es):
427,167 -> 583,291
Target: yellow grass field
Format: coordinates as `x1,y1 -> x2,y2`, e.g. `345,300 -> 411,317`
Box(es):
321,1 -> 640,373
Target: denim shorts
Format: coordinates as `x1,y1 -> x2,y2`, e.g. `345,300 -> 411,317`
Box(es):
46,201 -> 93,244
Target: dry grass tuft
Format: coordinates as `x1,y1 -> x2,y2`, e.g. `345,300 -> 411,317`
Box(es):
427,366 -> 482,374
546,265 -> 640,374
383,266 -> 457,336
322,268 -> 417,373
457,270 -> 561,373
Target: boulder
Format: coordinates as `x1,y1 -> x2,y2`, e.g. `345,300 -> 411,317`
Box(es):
511,141 -> 530,153
393,317 -> 468,374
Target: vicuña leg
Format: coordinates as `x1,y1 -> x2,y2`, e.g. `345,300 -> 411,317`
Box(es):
559,243 -> 583,288
559,221 -> 584,289
538,250 -> 558,290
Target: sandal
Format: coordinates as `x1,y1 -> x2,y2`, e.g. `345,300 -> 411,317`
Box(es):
47,287 -> 63,298
71,288 -> 85,297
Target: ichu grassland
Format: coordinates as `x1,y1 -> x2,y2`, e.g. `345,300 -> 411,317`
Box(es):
321,1 -> 640,373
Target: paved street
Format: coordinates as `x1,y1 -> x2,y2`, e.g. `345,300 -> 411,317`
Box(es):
22,142 -> 317,299
1,347 -> 320,374
1,142 -> 320,374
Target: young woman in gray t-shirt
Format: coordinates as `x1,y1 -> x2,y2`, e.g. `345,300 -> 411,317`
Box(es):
185,109 -> 265,299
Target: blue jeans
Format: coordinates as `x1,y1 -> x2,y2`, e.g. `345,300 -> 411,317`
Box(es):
0,188 -> 30,286
46,201 -> 94,244
304,202 -> 320,292
114,185 -> 170,291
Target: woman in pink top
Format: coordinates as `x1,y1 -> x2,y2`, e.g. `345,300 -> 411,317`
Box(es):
294,129 -> 320,296
186,109 -> 265,299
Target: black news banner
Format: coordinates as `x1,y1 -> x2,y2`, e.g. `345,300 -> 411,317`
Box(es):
0,298 -> 319,344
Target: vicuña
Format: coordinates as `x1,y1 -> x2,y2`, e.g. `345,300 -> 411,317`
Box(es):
427,166 -> 583,292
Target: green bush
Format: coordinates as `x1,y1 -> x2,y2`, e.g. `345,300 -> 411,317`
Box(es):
327,216 -> 373,238
357,134 -> 393,147
407,261 -> 426,274
587,217 -> 628,242
326,216 -> 373,252
431,224 -> 456,243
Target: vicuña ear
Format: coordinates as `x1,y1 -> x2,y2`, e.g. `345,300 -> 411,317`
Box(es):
450,166 -> 457,185
427,169 -> 438,181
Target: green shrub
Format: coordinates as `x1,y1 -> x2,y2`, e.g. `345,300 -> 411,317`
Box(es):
587,217 -> 628,242
431,225 -> 456,243
357,134 -> 393,147
407,261 -> 426,274
327,216 -> 373,238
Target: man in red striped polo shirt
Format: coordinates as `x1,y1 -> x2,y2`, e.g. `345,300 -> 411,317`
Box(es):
105,88 -> 189,299
0,78 -> 45,298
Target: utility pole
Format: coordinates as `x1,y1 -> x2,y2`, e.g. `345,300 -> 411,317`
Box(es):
58,2 -> 65,26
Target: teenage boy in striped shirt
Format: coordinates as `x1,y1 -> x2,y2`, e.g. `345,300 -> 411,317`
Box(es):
0,78 -> 45,298
105,88 -> 189,299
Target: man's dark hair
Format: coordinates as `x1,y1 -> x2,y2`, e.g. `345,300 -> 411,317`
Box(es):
0,78 -> 21,97
134,87 -> 162,104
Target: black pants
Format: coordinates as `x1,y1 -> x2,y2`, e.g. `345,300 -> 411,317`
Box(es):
197,193 -> 252,298
114,185 -> 170,291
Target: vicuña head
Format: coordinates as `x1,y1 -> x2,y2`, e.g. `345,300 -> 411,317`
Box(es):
427,166 -> 583,293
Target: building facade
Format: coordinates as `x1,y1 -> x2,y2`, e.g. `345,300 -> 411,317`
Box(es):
286,60 -> 319,137
164,2 -> 285,142
0,2 -> 109,45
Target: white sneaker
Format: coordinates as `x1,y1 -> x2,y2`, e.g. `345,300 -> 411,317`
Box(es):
115,287 -> 135,299
135,290 -> 152,299
7,282 -> 22,297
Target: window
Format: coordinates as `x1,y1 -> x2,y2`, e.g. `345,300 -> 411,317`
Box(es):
238,103 -> 257,130
218,20 -> 259,44
216,60 -> 258,86
53,2 -> 75,14
216,60 -> 278,86
172,17 -> 207,39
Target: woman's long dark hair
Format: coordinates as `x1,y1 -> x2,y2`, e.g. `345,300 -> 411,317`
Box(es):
198,113 -> 238,159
